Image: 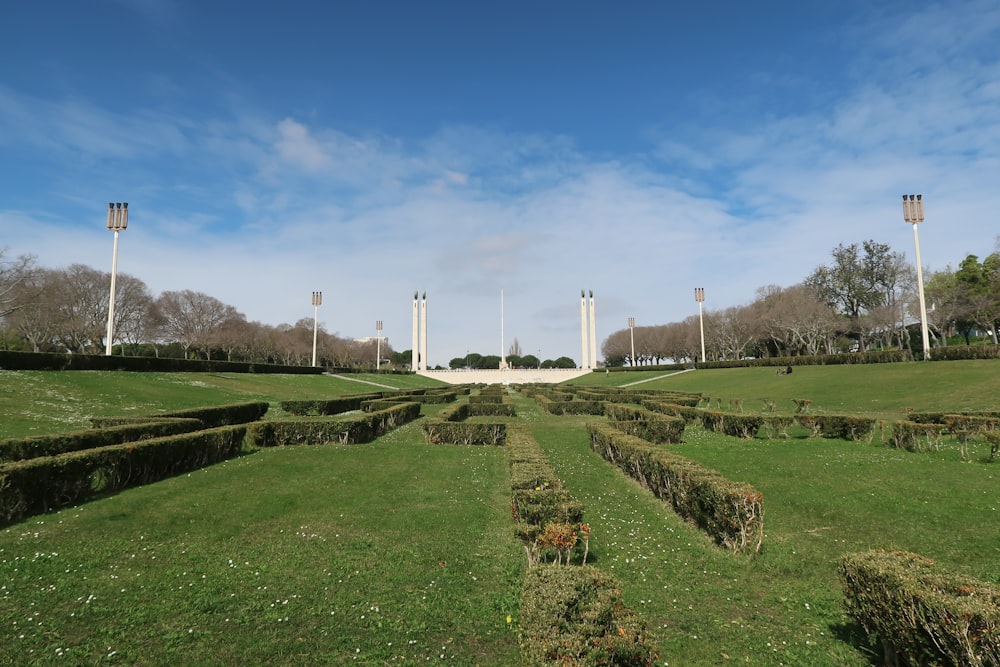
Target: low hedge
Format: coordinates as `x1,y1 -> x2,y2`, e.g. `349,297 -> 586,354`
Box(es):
640,400 -> 703,423
604,403 -> 685,444
535,394 -> 606,415
132,401 -> 270,429
422,421 -> 506,446
468,402 -> 516,417
794,415 -> 878,441
589,422 -> 763,554
0,424 -> 248,525
279,394 -> 382,415
699,411 -> 764,439
469,394 -> 504,404
245,402 -> 420,447
840,550 -> 1000,667
930,345 -> 1000,361
519,565 -> 656,666
888,421 -> 947,452
0,350 -> 321,374
506,427 -> 587,567
0,418 -> 204,463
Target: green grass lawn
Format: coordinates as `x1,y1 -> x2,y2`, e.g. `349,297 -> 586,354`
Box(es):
1,361 -> 998,665
0,370 -> 446,438
570,360 -> 1000,420
0,413 -> 522,666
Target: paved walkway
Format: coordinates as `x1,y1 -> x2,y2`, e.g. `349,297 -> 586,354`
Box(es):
326,373 -> 404,390
621,368 -> 694,387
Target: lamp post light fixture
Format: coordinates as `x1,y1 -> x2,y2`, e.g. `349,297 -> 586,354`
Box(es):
694,287 -> 706,363
105,202 -> 129,356
903,194 -> 931,360
311,291 -> 322,367
375,320 -> 383,371
628,317 -> 636,367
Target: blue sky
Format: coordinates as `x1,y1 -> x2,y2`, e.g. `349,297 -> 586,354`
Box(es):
2,0 -> 998,366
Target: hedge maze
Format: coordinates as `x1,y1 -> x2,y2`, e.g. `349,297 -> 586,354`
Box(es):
4,379 -> 997,665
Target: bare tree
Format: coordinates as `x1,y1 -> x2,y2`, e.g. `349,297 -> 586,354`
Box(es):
155,290 -> 244,359
0,248 -> 37,319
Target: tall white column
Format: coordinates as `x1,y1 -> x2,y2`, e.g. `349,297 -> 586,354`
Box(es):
588,290 -> 597,370
580,290 -> 589,369
420,292 -> 428,371
500,289 -> 507,370
411,292 -> 419,371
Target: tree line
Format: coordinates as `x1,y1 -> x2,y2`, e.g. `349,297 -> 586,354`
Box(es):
602,238 -> 1000,366
0,252 -> 394,368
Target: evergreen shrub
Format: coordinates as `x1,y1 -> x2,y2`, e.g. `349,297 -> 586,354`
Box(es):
840,550 -> 1000,667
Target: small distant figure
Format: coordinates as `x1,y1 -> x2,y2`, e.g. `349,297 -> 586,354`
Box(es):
776,365 -> 793,376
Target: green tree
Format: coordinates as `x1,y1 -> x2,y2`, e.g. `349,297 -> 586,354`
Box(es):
805,240 -> 909,351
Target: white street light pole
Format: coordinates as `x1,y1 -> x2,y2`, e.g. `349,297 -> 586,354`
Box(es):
105,202 -> 129,356
375,320 -> 383,371
694,287 -> 706,363
311,291 -> 322,367
628,317 -> 635,367
903,194 -> 931,360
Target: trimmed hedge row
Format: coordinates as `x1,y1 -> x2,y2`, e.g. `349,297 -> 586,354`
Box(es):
279,394 -> 383,415
0,350 -> 321,374
794,415 -> 878,441
840,550 -> 999,667
506,427 -> 585,566
699,411 -> 764,439
640,400 -> 703,423
930,345 -> 1000,361
96,401 -> 270,429
888,421 -> 947,452
589,422 -> 764,554
696,350 -> 911,369
604,403 -> 685,444
0,425 -> 248,525
246,402 -> 421,447
519,565 -> 656,667
421,400 -> 507,446
422,421 -> 506,446
534,394 -> 606,415
0,418 -> 204,463
468,402 -> 516,417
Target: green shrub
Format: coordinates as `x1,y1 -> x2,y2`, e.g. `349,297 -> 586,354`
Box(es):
0,425 -> 248,525
589,423 -> 763,553
794,415 -> 877,441
468,402 -> 516,417
519,565 -> 656,666
840,550 -> 1000,667
604,403 -> 686,444
279,394 -> 381,415
0,418 -> 203,463
889,421 -> 947,452
699,411 -> 763,439
152,401 -> 270,428
422,422 -> 506,446
930,345 -> 1000,361
246,402 -> 420,447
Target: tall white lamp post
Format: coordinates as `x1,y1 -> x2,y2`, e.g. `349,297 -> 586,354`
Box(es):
311,291 -> 322,367
694,287 -> 706,363
375,320 -> 383,371
903,194 -> 931,360
628,317 -> 636,367
105,202 -> 129,356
